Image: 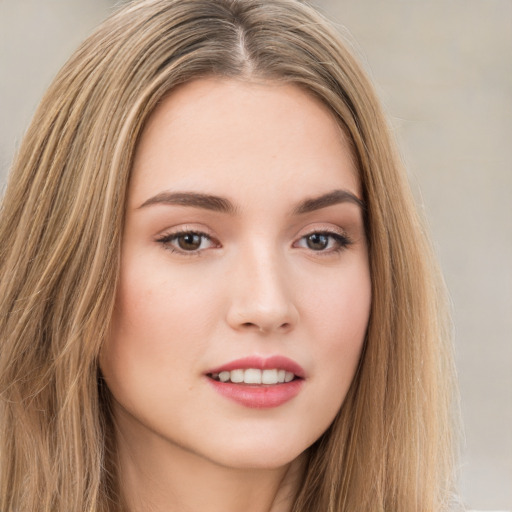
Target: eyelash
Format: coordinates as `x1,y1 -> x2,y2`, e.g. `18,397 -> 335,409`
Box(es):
156,230 -> 218,256
156,229 -> 353,256
294,230 -> 353,254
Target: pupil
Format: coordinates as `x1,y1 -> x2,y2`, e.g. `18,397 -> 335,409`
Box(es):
307,233 -> 328,250
178,233 -> 201,250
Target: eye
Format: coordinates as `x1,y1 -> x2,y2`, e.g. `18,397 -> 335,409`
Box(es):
295,231 -> 352,252
156,230 -> 217,254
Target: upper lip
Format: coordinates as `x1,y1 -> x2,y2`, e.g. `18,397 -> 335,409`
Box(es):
207,355 -> 306,379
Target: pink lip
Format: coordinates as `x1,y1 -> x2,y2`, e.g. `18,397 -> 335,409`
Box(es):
205,355 -> 305,409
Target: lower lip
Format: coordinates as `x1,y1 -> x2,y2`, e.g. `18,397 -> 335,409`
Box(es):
207,378 -> 304,409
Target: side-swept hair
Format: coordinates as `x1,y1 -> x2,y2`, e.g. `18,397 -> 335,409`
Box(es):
0,1 -> 458,510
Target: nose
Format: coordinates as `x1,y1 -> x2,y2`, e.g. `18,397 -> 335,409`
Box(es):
225,246 -> 299,335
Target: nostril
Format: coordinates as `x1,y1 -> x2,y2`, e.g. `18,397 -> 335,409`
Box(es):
242,322 -> 258,329
240,321 -> 292,333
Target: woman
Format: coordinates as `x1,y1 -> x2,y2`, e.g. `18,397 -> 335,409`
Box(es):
0,0 -> 458,511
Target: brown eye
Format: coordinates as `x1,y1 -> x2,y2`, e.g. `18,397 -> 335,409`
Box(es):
176,233 -> 203,251
294,231 -> 352,253
306,233 -> 329,251
157,231 -> 216,254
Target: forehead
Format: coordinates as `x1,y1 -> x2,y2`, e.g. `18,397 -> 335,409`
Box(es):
129,77 -> 360,208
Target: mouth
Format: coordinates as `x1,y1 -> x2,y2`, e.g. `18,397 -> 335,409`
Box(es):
205,356 -> 305,408
208,368 -> 298,385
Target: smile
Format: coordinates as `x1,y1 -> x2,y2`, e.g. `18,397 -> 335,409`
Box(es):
208,368 -> 296,385
205,356 -> 305,408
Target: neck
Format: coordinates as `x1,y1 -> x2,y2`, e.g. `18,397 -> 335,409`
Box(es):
113,411 -> 305,512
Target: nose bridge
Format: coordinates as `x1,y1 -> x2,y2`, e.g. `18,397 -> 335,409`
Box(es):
226,238 -> 298,333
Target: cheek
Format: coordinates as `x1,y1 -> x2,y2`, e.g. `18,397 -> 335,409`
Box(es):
110,258 -> 219,343
301,259 -> 371,401
99,261 -> 217,407
304,255 -> 371,339
276,265 -> 370,452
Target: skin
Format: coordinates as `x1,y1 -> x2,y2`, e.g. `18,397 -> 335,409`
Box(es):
100,78 -> 372,512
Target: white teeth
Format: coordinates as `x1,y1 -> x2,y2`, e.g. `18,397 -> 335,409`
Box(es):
230,369 -> 244,383
210,368 -> 297,384
244,368 -> 262,384
262,369 -> 278,384
219,371 -> 230,382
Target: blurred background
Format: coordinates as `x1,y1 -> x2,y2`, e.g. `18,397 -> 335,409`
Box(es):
0,1 -> 510,509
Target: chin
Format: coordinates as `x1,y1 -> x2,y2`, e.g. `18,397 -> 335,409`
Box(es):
193,424 -> 321,471
211,448 -> 305,471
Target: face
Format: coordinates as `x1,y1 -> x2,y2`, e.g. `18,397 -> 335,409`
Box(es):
101,78 -> 371,470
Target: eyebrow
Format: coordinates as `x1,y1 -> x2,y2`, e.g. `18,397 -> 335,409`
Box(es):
138,192 -> 237,214
138,189 -> 365,215
292,189 -> 365,214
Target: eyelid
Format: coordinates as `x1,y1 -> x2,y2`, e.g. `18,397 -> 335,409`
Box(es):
293,223 -> 351,240
155,223 -> 217,239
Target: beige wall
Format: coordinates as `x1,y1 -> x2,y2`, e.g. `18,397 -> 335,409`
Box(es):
1,1 -> 511,509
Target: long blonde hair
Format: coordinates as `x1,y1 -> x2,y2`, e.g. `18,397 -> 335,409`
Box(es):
0,1 -> 458,510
